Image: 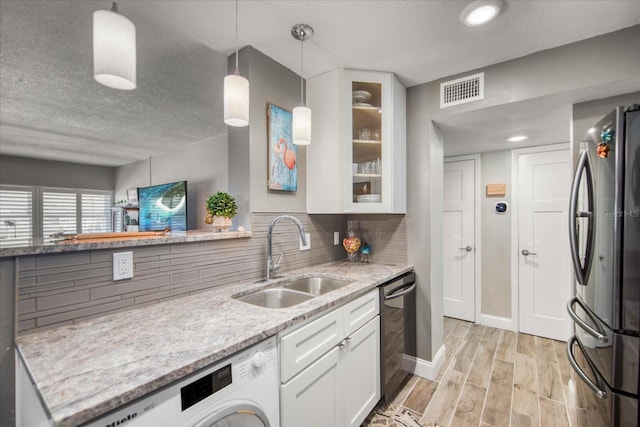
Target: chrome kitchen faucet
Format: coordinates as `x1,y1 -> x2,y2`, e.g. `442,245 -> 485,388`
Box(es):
266,215 -> 307,281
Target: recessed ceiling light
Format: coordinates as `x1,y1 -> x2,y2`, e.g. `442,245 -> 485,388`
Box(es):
460,0 -> 503,27
507,135 -> 528,142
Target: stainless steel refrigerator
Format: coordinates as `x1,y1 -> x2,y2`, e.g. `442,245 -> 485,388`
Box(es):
568,104 -> 639,426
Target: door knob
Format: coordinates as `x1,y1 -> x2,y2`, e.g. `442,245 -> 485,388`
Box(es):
459,245 -> 473,252
521,249 -> 537,256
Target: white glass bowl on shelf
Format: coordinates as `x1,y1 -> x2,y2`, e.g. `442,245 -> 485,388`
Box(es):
356,194 -> 381,203
352,90 -> 371,104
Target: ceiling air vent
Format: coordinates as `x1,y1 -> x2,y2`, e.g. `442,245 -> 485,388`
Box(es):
440,72 -> 484,108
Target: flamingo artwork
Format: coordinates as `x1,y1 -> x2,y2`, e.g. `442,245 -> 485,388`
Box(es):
268,104 -> 298,191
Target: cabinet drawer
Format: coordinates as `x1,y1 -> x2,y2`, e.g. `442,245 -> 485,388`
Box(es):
343,290 -> 379,336
280,308 -> 343,383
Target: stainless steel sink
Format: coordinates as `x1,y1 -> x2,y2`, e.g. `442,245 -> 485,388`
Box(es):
235,288 -> 315,309
282,277 -> 352,296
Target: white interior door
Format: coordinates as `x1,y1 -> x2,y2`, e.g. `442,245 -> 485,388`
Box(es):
517,149 -> 571,341
443,159 -> 475,322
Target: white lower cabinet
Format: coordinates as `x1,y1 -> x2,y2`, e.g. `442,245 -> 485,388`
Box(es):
281,347 -> 344,427
279,290 -> 381,427
344,317 -> 380,427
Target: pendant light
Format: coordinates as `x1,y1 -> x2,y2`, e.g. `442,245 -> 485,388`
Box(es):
291,24 -> 314,145
224,0 -> 249,127
93,0 -> 136,90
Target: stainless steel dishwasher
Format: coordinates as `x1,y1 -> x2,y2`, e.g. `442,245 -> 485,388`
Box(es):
379,271 -> 416,401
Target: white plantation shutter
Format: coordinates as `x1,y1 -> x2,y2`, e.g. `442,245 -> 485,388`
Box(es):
0,186 -> 113,246
0,187 -> 34,247
42,190 -> 78,240
81,193 -> 111,233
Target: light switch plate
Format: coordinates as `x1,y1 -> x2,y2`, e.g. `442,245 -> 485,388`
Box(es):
113,252 -> 133,281
333,232 -> 340,245
300,233 -> 311,251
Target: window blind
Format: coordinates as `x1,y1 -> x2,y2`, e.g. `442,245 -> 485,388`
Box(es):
0,188 -> 34,247
82,193 -> 111,233
42,191 -> 78,240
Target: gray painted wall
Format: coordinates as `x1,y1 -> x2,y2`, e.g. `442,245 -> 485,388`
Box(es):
450,93 -> 640,322
0,155 -> 115,190
114,134 -> 229,231
430,25 -> 640,120
228,46 -> 307,225
227,49 -> 252,230
480,150 -> 512,318
0,258 -> 16,425
406,74 -> 445,362
406,26 -> 639,364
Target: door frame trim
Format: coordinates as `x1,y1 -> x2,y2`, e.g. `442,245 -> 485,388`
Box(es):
443,154 -> 481,323
510,143 -> 570,333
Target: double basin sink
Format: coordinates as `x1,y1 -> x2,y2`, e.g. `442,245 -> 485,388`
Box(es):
235,277 -> 352,309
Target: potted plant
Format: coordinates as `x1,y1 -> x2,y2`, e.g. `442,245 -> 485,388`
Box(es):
204,191 -> 238,231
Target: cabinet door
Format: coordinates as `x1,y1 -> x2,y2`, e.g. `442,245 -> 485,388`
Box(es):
344,71 -> 390,213
280,307 -> 343,383
344,316 -> 381,427
280,347 -> 344,427
343,70 -> 406,214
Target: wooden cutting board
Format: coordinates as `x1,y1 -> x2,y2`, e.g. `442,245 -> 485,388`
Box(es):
63,228 -> 170,240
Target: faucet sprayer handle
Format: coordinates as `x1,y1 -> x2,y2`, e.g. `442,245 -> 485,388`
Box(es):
273,253 -> 284,271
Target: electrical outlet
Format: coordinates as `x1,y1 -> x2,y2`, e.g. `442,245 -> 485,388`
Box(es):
333,231 -> 340,245
300,233 -> 311,251
113,251 -> 133,281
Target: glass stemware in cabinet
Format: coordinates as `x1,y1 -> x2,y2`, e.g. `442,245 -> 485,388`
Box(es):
352,81 -> 382,204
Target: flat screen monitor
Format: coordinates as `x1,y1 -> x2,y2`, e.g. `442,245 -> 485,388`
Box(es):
138,181 -> 187,232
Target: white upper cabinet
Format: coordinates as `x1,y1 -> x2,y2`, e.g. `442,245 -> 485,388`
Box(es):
307,69 -> 406,213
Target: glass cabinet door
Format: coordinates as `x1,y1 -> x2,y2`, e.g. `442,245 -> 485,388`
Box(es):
351,81 -> 383,206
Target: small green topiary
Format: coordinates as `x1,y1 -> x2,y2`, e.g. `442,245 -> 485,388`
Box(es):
205,192 -> 238,218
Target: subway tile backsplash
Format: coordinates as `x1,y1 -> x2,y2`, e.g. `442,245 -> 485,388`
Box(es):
17,213 -> 406,333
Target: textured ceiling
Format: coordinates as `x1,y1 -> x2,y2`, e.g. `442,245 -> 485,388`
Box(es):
0,0 -> 228,166
1,1 -> 640,166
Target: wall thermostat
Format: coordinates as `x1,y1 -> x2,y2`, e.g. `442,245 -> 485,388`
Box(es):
495,202 -> 508,214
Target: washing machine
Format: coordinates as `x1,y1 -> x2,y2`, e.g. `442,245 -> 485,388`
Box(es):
84,336 -> 279,427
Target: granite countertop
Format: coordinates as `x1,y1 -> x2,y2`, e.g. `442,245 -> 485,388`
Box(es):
17,261 -> 413,427
0,230 -> 251,257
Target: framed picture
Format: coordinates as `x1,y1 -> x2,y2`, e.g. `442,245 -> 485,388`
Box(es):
126,187 -> 138,203
267,103 -> 297,191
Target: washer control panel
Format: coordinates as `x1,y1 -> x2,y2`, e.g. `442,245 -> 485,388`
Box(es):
236,339 -> 276,381
180,363 -> 232,411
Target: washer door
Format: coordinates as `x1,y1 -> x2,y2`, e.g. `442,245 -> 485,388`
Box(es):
191,403 -> 269,427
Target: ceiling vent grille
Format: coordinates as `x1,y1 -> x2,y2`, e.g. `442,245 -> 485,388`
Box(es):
440,72 -> 484,108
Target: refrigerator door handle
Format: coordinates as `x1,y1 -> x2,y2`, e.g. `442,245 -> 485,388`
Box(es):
569,149 -> 595,286
566,297 -> 608,344
566,336 -> 607,399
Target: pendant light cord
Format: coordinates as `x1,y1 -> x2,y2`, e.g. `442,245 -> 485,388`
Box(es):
300,36 -> 304,105
234,0 -> 239,74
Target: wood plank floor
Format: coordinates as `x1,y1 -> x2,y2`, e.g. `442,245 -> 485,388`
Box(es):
363,317 -> 595,427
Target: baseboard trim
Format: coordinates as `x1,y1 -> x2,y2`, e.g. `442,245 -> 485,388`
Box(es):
402,344 -> 446,381
478,314 -> 515,331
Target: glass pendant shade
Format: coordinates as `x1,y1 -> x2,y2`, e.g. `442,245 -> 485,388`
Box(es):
224,73 -> 250,127
93,8 -> 136,90
292,105 -> 312,145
